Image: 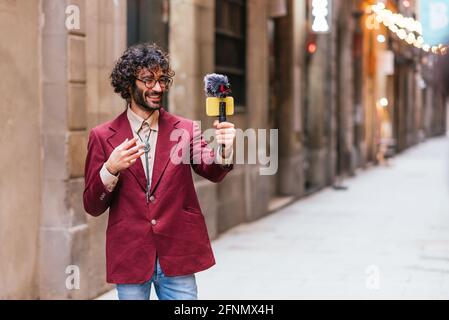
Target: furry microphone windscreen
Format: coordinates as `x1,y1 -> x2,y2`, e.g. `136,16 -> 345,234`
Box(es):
204,73 -> 232,98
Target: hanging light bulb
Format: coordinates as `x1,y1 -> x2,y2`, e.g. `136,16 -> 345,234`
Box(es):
413,37 -> 423,48
376,2 -> 386,10
414,21 -> 423,35
370,2 -> 446,55
379,98 -> 389,108
389,24 -> 398,34
367,0 -> 449,54
406,33 -> 415,44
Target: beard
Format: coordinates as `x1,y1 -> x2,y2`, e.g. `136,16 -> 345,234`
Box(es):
131,85 -> 163,112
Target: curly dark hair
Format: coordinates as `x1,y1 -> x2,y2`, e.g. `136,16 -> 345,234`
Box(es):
110,43 -> 175,102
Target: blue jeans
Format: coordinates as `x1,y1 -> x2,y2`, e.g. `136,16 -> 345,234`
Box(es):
116,256 -> 198,300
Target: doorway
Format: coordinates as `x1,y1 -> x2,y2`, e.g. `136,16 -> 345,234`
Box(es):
127,0 -> 170,110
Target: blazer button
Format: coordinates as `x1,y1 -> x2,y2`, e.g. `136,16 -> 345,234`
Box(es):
151,219 -> 157,226
149,195 -> 155,202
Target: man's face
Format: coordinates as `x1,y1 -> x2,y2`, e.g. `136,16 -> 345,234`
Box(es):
131,67 -> 167,111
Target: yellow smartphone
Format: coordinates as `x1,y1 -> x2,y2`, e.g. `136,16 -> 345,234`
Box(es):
206,97 -> 235,116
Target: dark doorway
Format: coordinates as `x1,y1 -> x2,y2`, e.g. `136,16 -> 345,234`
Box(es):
127,0 -> 170,109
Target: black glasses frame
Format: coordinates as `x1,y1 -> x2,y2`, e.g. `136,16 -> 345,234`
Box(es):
135,76 -> 173,89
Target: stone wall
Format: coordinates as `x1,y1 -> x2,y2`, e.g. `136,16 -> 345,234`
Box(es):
85,0 -> 127,298
39,0 -> 89,300
38,0 -> 126,299
0,0 -> 41,300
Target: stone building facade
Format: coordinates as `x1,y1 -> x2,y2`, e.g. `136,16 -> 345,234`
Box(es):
0,0 -> 446,299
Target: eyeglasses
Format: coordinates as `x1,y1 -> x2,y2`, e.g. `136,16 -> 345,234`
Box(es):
136,76 -> 173,89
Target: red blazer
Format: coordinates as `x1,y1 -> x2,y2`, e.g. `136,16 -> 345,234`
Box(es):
83,109 -> 232,284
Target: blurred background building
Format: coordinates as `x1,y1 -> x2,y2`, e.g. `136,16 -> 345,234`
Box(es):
0,0 -> 447,299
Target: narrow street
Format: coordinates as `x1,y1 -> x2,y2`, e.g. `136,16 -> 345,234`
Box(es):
99,136 -> 449,300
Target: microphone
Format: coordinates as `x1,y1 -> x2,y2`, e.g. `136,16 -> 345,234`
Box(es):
204,73 -> 235,158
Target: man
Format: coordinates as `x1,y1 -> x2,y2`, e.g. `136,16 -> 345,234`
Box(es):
83,43 -> 236,300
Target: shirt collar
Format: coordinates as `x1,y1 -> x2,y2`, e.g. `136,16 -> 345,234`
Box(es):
127,106 -> 159,134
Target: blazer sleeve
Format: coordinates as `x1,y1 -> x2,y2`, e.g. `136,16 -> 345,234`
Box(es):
190,121 -> 233,183
83,129 -> 115,217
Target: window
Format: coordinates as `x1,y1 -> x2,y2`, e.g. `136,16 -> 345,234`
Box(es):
215,0 -> 247,107
127,0 -> 169,48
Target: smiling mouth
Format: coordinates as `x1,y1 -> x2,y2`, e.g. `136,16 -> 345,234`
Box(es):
146,95 -> 162,103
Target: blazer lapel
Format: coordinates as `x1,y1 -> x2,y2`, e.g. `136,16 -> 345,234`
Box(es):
150,108 -> 181,195
106,110 -> 147,192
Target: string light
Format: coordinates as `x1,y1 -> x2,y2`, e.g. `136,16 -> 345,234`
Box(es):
379,98 -> 389,108
368,2 -> 448,55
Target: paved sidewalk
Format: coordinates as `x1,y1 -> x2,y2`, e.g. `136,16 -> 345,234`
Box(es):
98,137 -> 449,300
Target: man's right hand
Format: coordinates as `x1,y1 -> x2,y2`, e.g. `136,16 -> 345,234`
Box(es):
105,137 -> 145,176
